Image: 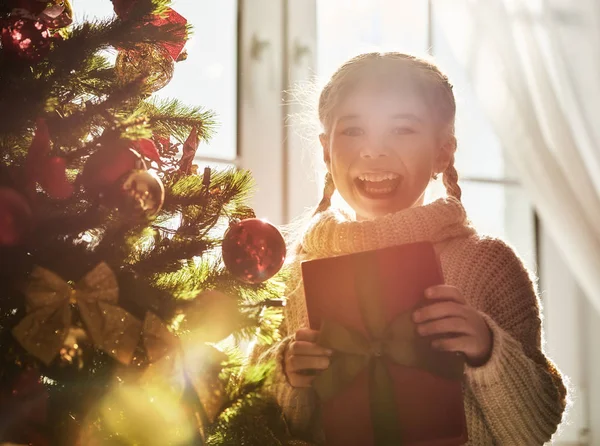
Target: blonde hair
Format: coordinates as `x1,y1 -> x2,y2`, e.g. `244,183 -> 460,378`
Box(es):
315,52 -> 461,217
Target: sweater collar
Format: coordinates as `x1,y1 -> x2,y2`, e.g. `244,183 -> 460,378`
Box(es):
300,197 -> 475,258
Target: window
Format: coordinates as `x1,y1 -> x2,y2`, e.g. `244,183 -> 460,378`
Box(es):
317,0 -> 429,79
156,0 -> 238,162
432,36 -> 538,272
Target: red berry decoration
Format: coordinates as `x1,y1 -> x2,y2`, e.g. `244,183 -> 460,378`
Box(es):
1,17 -> 52,61
0,187 -> 33,247
222,218 -> 286,284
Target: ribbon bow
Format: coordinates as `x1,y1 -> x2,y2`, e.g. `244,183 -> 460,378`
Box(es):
12,263 -> 142,365
312,269 -> 464,445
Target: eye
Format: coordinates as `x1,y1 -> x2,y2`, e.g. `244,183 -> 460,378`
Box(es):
391,126 -> 415,135
342,127 -> 364,137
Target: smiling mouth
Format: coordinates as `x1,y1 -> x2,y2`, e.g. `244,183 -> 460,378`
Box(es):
355,172 -> 403,199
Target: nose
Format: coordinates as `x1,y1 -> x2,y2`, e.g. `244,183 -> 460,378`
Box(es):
360,141 -> 389,159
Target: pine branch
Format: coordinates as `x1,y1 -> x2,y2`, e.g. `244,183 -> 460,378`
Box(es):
131,236 -> 217,275
152,256 -> 222,300
205,390 -> 296,446
33,197 -> 107,240
51,86 -> 148,154
53,55 -> 116,106
235,305 -> 285,346
137,98 -> 217,142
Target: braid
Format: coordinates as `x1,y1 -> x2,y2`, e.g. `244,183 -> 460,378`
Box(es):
443,154 -> 462,201
293,172 -> 335,257
313,172 -> 335,216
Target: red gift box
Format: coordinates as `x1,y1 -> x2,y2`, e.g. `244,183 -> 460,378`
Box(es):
301,242 -> 468,446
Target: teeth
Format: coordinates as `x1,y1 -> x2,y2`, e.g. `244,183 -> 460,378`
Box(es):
365,187 -> 394,194
358,172 -> 400,182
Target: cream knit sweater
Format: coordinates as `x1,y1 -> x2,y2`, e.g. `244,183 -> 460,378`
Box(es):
256,197 -> 566,445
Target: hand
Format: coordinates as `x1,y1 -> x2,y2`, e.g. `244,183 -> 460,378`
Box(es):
284,328 -> 333,388
412,285 -> 493,367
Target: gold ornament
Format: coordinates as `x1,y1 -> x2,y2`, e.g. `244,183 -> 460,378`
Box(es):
12,263 -> 142,365
117,169 -> 165,219
115,43 -> 175,94
58,327 -> 88,369
38,0 -> 72,28
11,0 -> 73,28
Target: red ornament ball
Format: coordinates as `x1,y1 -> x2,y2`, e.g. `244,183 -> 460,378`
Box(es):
222,218 -> 286,284
0,187 -> 33,246
1,17 -> 52,61
81,146 -> 146,199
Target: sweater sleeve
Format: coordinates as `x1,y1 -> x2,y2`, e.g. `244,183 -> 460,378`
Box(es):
465,238 -> 567,445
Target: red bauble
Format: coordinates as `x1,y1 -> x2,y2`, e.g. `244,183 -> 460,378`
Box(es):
222,218 -> 286,284
0,187 -> 33,246
1,17 -> 52,61
81,146 -> 146,199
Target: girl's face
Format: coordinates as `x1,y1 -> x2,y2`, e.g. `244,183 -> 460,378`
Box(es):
321,79 -> 453,220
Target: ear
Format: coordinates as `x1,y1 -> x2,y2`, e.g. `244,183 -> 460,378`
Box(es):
319,133 -> 331,171
434,135 -> 456,175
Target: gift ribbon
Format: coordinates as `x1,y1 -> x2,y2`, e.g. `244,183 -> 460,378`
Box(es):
12,262 -> 142,365
312,262 -> 464,445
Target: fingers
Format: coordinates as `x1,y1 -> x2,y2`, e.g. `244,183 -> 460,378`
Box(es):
289,340 -> 333,357
416,316 -> 473,337
289,373 -> 317,388
430,335 -> 471,354
285,329 -> 332,388
424,285 -> 466,304
285,352 -> 331,388
413,301 -> 466,323
287,354 -> 330,373
295,328 -> 320,342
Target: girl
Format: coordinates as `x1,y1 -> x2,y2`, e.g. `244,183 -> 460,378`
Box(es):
257,52 -> 567,445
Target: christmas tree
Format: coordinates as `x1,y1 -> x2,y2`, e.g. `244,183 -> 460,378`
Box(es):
0,1 -> 299,444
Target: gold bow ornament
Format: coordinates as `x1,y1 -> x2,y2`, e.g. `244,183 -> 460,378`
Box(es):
12,262 -> 142,366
